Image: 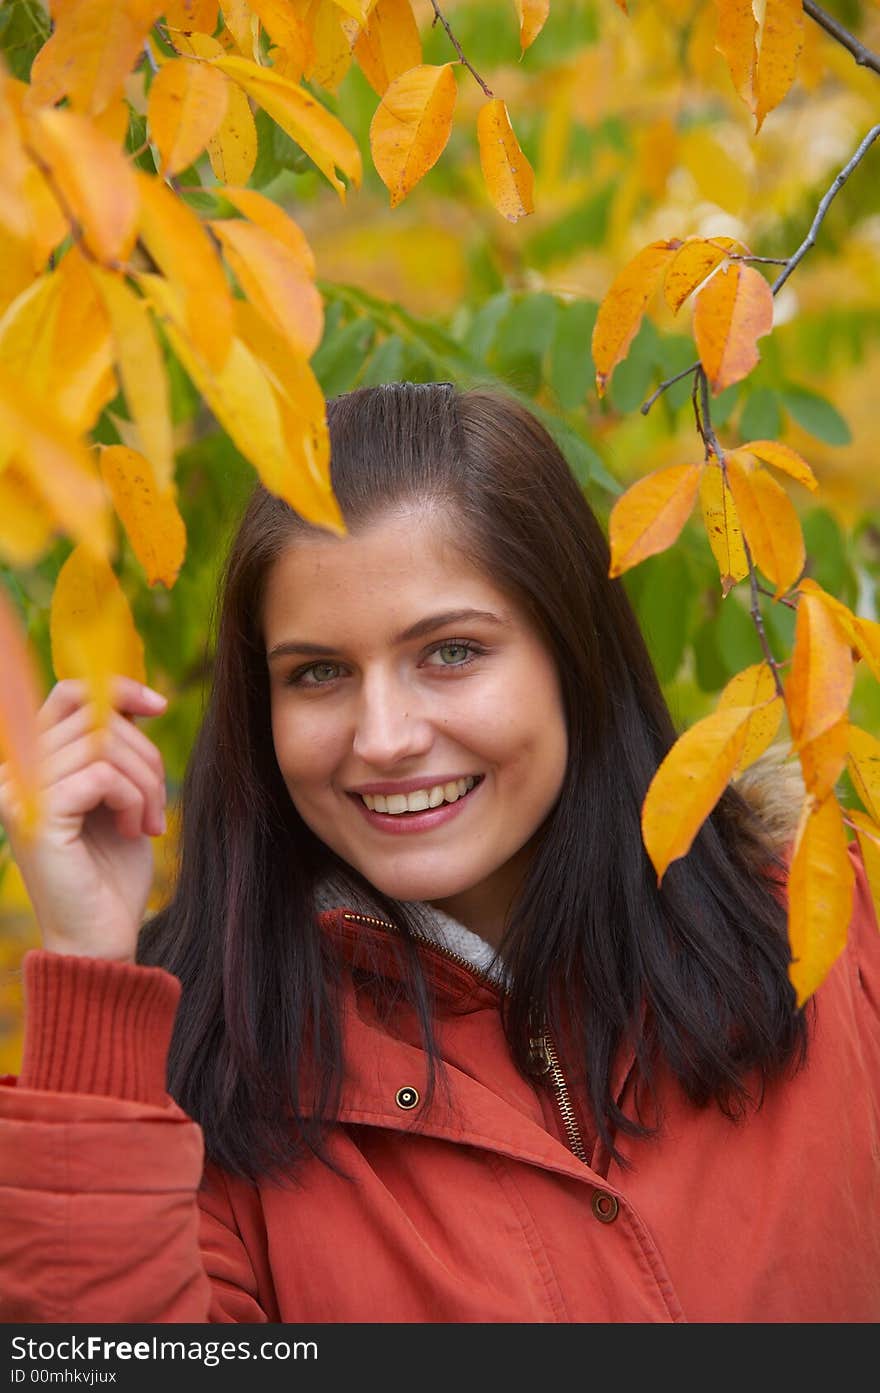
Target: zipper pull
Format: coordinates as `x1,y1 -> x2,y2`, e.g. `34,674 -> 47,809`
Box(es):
527,1035 -> 553,1076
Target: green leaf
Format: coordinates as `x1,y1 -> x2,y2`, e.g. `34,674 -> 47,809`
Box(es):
462,292 -> 513,362
739,387 -> 782,442
631,550 -> 693,682
0,0 -> 49,81
693,615 -> 733,692
312,317 -> 376,398
550,300 -> 598,410
361,334 -> 406,387
716,593 -> 764,671
781,384 -> 851,445
802,508 -> 858,607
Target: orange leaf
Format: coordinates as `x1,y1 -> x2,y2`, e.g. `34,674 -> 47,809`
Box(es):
0,587 -> 44,837
786,589 -> 854,749
754,0 -> 804,132
25,106 -> 139,264
798,717 -> 849,802
740,438 -> 818,491
303,0 -> 356,93
725,451 -> 804,597
0,464 -> 55,567
221,188 -> 316,275
798,579 -> 880,687
608,463 -> 702,577
213,54 -> 362,199
98,444 -> 186,589
642,705 -> 756,881
209,219 -> 324,357
663,237 -> 739,314
50,248 -> 116,433
28,0 -> 162,116
592,240 -> 681,397
715,0 -> 757,104
693,262 -> 773,394
370,63 -> 457,208
847,725 -> 880,823
477,99 -> 534,224
787,793 -> 853,1005
354,0 -> 422,97
89,267 -> 175,492
514,0 -> 550,50
169,29 -> 258,183
147,56 -> 229,177
164,0 -> 219,27
699,461 -> 749,595
50,544 -> 146,725
717,662 -> 784,773
135,170 -> 233,372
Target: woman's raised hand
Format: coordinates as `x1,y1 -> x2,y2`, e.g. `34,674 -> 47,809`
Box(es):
0,676 -> 169,963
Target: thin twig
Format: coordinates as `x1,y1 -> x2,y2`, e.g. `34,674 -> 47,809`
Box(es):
756,584 -> 798,611
641,361 -> 699,414
143,38 -> 159,74
803,0 -> 880,75
428,1 -> 493,97
772,124 -> 880,293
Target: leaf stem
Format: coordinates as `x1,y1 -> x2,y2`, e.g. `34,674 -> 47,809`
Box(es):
641,361 -> 699,414
803,1 -> 880,76
428,2 -> 494,97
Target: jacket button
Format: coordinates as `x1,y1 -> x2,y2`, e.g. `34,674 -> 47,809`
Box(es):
591,1190 -> 619,1224
395,1086 -> 420,1110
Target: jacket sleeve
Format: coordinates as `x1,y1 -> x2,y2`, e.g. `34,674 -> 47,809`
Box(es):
0,951 -> 273,1323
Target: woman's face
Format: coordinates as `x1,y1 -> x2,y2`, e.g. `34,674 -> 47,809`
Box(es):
263,505 -> 568,943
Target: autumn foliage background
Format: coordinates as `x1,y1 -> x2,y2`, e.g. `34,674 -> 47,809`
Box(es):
0,0 -> 879,1073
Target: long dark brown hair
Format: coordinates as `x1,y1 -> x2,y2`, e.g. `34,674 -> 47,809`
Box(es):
138,383 -> 806,1180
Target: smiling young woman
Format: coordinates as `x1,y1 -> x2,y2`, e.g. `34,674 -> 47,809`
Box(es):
1,383 -> 878,1324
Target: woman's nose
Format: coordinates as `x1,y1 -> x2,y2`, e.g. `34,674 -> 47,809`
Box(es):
351,673 -> 432,768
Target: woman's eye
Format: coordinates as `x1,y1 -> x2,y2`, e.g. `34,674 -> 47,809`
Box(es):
288,661 -> 342,687
427,641 -> 479,668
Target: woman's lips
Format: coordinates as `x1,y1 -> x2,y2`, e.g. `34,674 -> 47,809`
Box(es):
349,777 -> 483,835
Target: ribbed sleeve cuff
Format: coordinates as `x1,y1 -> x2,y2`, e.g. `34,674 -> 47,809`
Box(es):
19,950 -> 182,1106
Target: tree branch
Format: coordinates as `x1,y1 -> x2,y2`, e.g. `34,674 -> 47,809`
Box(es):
803,1 -> 880,76
428,2 -> 493,97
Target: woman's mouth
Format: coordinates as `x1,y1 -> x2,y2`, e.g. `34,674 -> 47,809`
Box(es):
350,776 -> 484,833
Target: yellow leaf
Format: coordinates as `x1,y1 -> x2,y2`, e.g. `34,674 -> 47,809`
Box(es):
220,0 -> 258,56
693,262 -> 774,394
139,273 -> 336,528
754,0 -> 804,132
849,810 -> 880,929
592,240 -> 681,397
0,269 -> 63,403
477,99 -> 534,223
0,586 -> 44,837
798,579 -> 880,688
514,0 -> 549,51
210,219 -> 323,356
0,463 -> 54,567
147,56 -> 229,177
699,461 -> 749,595
725,451 -> 804,597
25,106 -> 139,265
28,0 -> 162,115
135,170 -> 233,372
786,589 -> 854,750
98,444 -> 186,588
370,63 -> 457,208
50,544 -> 146,725
247,0 -> 313,59
740,438 -> 818,491
50,248 -> 116,432
717,662 -> 783,773
642,705 -> 756,881
679,126 -> 748,214
663,237 -> 739,314
715,0 -> 756,103
304,0 -> 355,92
0,72 -> 31,239
213,54 -> 362,199
221,188 -> 316,274
798,717 -> 849,802
170,33 -> 259,181
354,0 -> 421,97
164,0 -> 219,27
847,725 -> 880,823
331,0 -> 375,22
608,463 -> 702,577
234,301 -> 343,533
0,366 -> 112,559
88,267 -> 175,492
787,793 -> 853,1005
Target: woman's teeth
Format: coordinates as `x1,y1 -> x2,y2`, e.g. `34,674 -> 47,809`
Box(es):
361,776 -> 478,814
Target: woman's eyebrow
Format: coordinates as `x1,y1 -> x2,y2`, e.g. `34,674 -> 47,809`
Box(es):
266,609 -> 507,661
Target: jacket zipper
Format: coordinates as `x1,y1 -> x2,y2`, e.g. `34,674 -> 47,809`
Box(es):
342,911 -> 588,1164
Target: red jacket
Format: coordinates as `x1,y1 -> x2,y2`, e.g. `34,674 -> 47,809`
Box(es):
1,861 -> 879,1324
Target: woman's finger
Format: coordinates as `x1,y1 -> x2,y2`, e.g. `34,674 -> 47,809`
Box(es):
37,676 -> 167,731
53,761 -> 150,841
40,706 -> 167,788
41,731 -> 165,835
